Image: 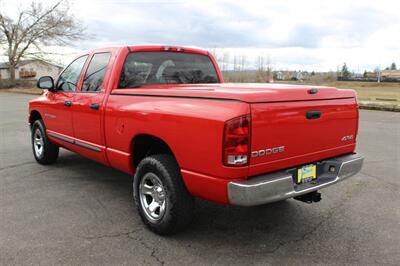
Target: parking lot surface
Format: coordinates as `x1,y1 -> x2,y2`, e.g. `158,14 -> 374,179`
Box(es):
1,92 -> 399,265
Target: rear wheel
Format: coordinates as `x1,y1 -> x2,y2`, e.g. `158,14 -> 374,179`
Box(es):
31,119 -> 59,164
133,154 -> 194,235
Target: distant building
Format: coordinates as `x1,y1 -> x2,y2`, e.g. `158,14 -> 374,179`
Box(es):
364,72 -> 378,79
274,70 -> 309,81
296,71 -> 304,80
0,59 -> 62,80
381,70 -> 400,79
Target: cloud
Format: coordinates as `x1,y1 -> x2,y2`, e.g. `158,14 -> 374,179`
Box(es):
1,0 -> 399,71
81,1 -> 270,48
284,24 -> 330,48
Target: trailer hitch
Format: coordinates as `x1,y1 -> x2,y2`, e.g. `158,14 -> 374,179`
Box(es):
294,191 -> 322,203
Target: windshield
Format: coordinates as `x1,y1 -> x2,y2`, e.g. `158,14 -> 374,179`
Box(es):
119,52 -> 219,88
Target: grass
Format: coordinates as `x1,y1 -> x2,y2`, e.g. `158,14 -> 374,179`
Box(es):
222,71 -> 400,102
0,79 -> 35,89
274,81 -> 400,101
2,78 -> 399,104
327,81 -> 400,101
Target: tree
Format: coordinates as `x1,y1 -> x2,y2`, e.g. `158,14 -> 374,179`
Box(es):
390,62 -> 397,70
0,0 -> 86,80
221,50 -> 230,72
255,55 -> 272,83
239,55 -> 246,72
341,63 -> 350,79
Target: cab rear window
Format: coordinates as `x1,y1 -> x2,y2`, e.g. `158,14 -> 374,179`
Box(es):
119,52 -> 219,88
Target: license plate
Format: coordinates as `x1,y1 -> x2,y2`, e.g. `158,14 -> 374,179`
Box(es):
297,164 -> 317,184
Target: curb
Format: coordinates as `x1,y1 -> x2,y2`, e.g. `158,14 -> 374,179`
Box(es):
359,101 -> 400,112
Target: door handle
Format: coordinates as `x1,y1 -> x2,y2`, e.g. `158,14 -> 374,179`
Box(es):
64,101 -> 72,107
306,110 -> 321,120
89,103 -> 100,110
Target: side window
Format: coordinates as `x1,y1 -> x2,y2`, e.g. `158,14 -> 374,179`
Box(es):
82,52 -> 112,92
56,55 -> 88,92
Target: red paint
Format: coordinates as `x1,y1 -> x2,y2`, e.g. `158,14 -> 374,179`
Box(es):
29,45 -> 359,205
249,98 -> 358,176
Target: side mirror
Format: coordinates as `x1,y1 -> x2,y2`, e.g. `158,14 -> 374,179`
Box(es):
37,76 -> 55,91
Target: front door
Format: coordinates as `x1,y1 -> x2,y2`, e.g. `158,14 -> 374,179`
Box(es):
44,55 -> 88,138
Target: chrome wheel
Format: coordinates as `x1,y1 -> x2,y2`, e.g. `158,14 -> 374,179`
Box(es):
139,172 -> 167,222
33,128 -> 44,158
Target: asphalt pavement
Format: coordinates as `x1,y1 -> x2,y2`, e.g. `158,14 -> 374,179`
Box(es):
0,92 -> 399,265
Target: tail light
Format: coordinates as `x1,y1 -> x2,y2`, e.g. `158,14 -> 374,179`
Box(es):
223,114 -> 251,166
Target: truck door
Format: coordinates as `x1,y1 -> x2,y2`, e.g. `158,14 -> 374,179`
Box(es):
71,52 -> 112,162
45,55 -> 88,139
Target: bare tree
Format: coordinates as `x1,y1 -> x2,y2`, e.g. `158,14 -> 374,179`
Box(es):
209,47 -> 218,61
221,50 -> 230,72
233,52 -> 238,72
0,0 -> 86,80
239,55 -> 246,72
256,55 -> 272,82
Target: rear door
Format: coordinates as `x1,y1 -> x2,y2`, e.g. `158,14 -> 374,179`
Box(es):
71,51 -> 112,160
45,55 -> 88,138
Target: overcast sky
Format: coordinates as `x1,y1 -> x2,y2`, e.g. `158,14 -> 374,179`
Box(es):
1,0 -> 400,72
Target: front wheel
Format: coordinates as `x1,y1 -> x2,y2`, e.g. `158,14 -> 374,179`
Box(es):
133,154 -> 194,235
31,119 -> 59,164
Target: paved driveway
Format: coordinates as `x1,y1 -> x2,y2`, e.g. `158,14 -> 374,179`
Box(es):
0,92 -> 399,265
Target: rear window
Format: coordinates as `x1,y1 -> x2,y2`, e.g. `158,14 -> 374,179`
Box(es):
119,52 -> 219,88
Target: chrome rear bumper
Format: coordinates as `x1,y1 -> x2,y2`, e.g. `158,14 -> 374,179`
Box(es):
228,153 -> 364,206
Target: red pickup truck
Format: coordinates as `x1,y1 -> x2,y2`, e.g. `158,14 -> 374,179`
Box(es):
29,45 -> 363,234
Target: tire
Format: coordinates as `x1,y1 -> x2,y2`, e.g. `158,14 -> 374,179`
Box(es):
31,119 -> 59,164
133,154 -> 194,235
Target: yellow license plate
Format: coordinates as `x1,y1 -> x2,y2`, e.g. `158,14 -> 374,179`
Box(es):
297,164 -> 317,184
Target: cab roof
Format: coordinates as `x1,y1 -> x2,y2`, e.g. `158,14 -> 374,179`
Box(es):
83,45 -> 210,56
127,45 -> 209,55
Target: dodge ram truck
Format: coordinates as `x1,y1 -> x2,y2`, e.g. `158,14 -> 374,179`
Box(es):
29,45 -> 363,234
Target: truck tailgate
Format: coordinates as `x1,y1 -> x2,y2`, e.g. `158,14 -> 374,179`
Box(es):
249,98 -> 358,176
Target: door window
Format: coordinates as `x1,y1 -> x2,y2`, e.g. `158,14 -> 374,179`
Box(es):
56,55 -> 88,92
82,52 -> 112,92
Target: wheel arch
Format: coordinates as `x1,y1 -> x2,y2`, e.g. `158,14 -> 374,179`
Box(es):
131,133 -> 176,167
29,110 -> 42,127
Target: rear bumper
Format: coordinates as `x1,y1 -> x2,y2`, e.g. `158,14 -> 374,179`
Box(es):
228,153 -> 364,206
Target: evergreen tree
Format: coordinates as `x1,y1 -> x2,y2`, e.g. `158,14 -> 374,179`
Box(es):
341,63 -> 350,78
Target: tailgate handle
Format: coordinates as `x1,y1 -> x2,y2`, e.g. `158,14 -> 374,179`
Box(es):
306,110 -> 321,120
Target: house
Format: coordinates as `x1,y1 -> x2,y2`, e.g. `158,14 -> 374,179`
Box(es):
381,70 -> 400,79
0,59 -> 63,80
274,70 -> 309,81
275,71 -> 285,80
364,72 -> 378,79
